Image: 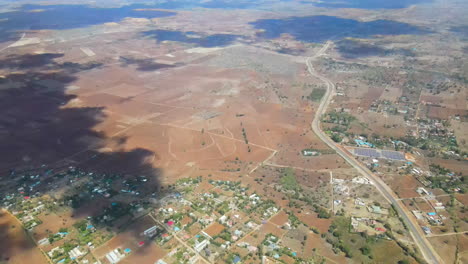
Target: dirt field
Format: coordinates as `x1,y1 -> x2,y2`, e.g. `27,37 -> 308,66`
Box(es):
413,198 -> 434,212
202,222 -> 225,238
303,232 -> 347,263
371,240 -> 419,264
54,57 -> 327,185
0,1 -> 464,263
428,235 -> 459,264
390,175 -> 422,199
428,158 -> 468,176
355,111 -> 408,138
0,209 -> 49,264
456,194 -> 468,205
33,210 -> 79,243
259,221 -> 287,238
269,210 -> 289,226
295,211 -> 332,234
451,120 -> 468,152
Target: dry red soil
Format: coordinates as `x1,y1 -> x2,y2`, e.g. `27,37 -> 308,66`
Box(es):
202,222 -> 225,238
269,210 -> 289,226
33,210 -> 79,244
295,212 -> 332,234
390,175 -> 422,199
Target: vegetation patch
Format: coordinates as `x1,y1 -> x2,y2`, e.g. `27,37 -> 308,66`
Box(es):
280,168 -> 300,191
324,216 -> 417,263
307,88 -> 326,102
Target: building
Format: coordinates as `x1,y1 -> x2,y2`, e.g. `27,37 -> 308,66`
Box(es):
37,238 -> 49,245
69,247 -> 85,260
375,227 -> 386,232
105,248 -> 125,264
194,239 -> 209,252
416,187 -> 430,196
302,150 -> 319,156
367,206 -> 389,215
431,201 -> 445,210
412,210 -> 424,220
143,226 -> 158,237
48,247 -> 64,258
422,226 -> 431,235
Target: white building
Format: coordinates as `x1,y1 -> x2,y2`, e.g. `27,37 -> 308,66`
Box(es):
105,248 -> 125,264
194,239 -> 210,252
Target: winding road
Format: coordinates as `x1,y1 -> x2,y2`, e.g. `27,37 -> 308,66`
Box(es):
307,41 -> 443,264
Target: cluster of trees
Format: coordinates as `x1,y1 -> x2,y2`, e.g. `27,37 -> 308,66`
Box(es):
326,219 -> 354,258
323,110 -> 356,127
241,123 -> 248,144
280,168 -> 300,191
306,88 -> 326,102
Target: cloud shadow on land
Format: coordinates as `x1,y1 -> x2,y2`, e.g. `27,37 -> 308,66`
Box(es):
335,39 -> 415,58
119,56 -> 182,72
138,0 -> 270,10
250,15 -> 431,43
450,25 -> 468,39
142,29 -> 243,48
0,53 -> 163,261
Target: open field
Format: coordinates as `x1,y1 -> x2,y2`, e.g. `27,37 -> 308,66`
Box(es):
0,0 -> 466,263
390,175 -> 422,199
0,209 -> 49,264
428,234 -> 468,264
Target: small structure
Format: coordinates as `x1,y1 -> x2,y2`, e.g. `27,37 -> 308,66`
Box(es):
194,239 -> 209,252
233,255 -> 241,264
416,187 -> 430,196
105,248 -> 125,264
37,238 -> 49,245
69,247 -> 85,260
143,226 -> 158,237
422,226 -> 431,235
48,247 -> 64,258
302,149 -> 319,156
368,205 -> 388,215
412,210 -> 424,220
375,227 -> 386,232
355,139 -> 375,148
371,205 -> 381,214
433,202 -> 445,210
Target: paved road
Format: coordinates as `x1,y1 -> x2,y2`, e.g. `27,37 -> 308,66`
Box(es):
307,41 -> 443,264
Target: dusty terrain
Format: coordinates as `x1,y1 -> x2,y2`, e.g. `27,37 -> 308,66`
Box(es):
0,0 -> 466,263
0,209 -> 49,264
